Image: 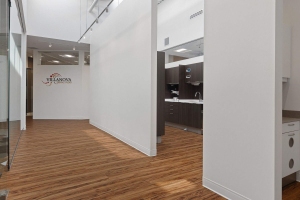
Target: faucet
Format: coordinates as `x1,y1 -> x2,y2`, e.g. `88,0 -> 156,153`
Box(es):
195,92 -> 203,102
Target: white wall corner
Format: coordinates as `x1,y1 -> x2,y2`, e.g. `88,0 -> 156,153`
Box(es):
21,33 -> 27,130
203,177 -> 250,200
90,120 -> 156,156
150,0 -> 158,157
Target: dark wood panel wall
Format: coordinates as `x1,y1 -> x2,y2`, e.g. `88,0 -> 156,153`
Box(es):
157,52 -> 165,136
26,57 -> 33,113
165,63 -> 203,100
178,64 -> 203,99
179,63 -> 203,99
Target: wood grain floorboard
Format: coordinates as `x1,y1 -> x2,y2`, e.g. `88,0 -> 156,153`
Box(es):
0,118 -> 220,199
0,118 -> 297,199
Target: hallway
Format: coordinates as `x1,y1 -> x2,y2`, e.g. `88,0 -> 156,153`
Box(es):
0,118 -> 222,199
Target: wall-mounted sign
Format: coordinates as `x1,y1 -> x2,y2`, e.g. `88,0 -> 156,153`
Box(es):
42,73 -> 72,86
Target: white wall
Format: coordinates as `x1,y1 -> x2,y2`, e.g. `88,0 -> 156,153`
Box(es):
9,33 -> 22,121
282,0 -> 300,111
27,0 -> 81,42
90,0 -> 157,156
165,56 -> 203,69
157,0 -> 204,51
33,51 -> 89,119
10,0 -> 27,130
203,0 -> 282,199
26,0 -> 123,43
0,56 -> 8,122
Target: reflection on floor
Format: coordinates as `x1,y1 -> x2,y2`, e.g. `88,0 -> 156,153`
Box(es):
0,118 -> 224,199
9,120 -> 21,164
0,121 -> 8,175
0,120 -> 21,171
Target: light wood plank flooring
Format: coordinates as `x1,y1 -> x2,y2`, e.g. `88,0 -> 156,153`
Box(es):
0,118 -> 223,199
0,118 -> 299,199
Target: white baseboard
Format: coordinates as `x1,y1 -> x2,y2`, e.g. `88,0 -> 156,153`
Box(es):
33,116 -> 89,120
90,120 -> 156,157
0,118 -> 7,123
203,177 -> 250,200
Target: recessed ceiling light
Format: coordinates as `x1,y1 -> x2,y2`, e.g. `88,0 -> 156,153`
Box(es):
175,48 -> 187,52
60,54 -> 74,58
49,43 -> 52,47
52,60 -> 60,63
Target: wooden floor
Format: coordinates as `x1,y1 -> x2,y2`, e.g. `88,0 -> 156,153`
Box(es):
0,118 -> 299,199
283,182 -> 300,200
0,118 -> 223,200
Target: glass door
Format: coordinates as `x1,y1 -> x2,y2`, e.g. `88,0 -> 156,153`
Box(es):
0,0 -> 10,172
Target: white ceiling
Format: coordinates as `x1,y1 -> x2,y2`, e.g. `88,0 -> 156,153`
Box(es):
27,35 -> 90,57
164,38 -> 204,59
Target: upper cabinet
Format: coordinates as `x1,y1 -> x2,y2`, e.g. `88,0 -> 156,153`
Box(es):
184,63 -> 203,84
283,25 -> 291,82
166,67 -> 179,84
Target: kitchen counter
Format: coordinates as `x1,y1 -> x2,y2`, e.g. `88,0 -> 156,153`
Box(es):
165,99 -> 203,105
283,117 -> 300,123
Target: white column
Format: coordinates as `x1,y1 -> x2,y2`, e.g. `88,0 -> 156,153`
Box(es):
203,0 -> 283,199
20,33 -> 27,130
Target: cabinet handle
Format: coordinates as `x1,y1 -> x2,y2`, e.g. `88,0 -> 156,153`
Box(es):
170,105 -> 173,106
186,75 -> 191,79
170,109 -> 173,110
288,124 -> 295,126
288,133 -> 295,136
170,113 -> 173,115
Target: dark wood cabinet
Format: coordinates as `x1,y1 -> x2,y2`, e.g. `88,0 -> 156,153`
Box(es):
190,103 -> 203,129
157,52 -> 165,137
166,67 -> 179,84
165,102 -> 203,129
185,63 -> 203,83
165,102 -> 179,124
178,103 -> 202,129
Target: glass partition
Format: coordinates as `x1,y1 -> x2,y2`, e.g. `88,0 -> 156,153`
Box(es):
0,0 -> 10,172
9,32 -> 22,168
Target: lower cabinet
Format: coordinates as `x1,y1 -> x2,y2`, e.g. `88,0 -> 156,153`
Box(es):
165,102 -> 179,124
179,103 -> 202,129
282,129 -> 300,178
165,102 -> 203,129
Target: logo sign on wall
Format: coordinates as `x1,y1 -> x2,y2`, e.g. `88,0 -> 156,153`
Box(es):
42,73 -> 72,86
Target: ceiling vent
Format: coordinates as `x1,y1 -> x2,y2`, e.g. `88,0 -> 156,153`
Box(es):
190,10 -> 203,19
